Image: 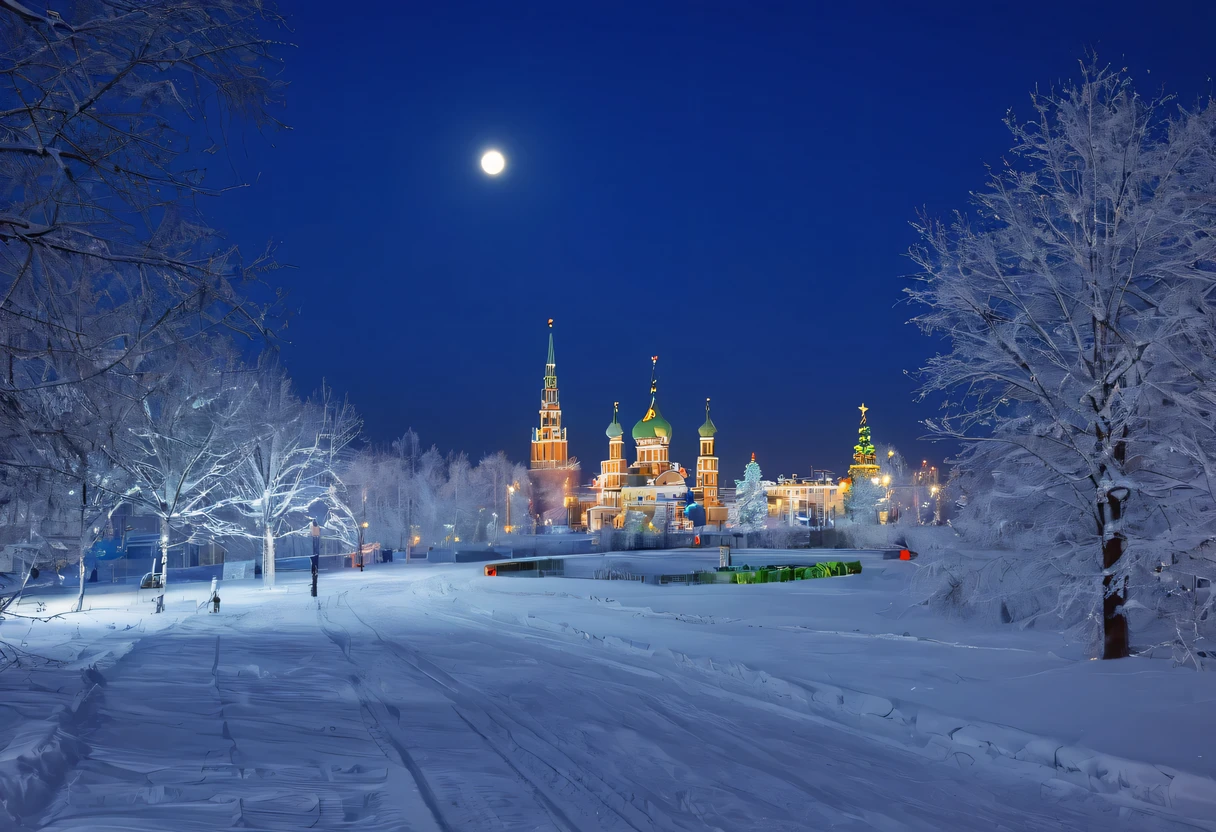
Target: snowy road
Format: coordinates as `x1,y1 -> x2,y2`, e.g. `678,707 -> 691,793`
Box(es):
27,568 -> 1202,832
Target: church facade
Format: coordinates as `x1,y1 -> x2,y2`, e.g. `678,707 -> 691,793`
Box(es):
585,358 -> 727,531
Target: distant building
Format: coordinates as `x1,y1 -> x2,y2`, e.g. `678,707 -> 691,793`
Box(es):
586,358 -> 725,531
765,474 -> 844,527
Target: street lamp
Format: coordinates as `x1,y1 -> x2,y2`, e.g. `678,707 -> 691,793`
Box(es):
357,520 -> 369,571
506,484 -> 515,534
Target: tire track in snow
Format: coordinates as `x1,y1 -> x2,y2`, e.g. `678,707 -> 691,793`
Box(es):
331,593 -> 659,832
386,578 -> 1209,832
317,603 -> 450,832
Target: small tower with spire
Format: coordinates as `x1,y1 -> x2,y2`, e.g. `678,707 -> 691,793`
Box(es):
695,398 -> 719,504
530,319 -> 570,470
599,402 -> 627,508
695,398 -> 728,528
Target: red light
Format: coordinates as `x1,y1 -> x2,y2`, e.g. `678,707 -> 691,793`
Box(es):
899,549 -> 912,560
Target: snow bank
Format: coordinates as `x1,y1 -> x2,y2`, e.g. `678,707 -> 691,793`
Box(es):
0,670 -> 101,826
409,571 -> 1216,822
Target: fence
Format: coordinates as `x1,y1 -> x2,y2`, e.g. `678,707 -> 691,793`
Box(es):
592,527 -> 848,552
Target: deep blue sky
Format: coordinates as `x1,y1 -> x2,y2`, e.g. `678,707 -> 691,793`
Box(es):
218,0 -> 1215,482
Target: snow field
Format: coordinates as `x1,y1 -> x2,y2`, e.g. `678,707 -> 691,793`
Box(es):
1,555 -> 1214,829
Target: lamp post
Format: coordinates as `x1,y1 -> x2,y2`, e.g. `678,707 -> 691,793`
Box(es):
357,520 -> 368,571
310,519 -> 321,597
931,485 -> 941,524
506,484 -> 515,534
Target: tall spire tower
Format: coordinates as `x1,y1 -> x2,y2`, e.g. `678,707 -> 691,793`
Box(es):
531,319 -> 569,470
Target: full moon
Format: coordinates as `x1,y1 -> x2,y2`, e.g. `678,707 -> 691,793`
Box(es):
480,149 -> 506,176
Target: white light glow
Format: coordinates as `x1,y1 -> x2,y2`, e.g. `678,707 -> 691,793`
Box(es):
480,149 -> 505,176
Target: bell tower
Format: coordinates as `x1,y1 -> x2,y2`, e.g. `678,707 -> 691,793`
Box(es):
696,398 -> 728,527
531,319 -> 569,470
696,398 -> 719,506
599,402 -> 626,507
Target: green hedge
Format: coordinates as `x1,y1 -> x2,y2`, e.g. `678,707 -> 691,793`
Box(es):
732,561 -> 862,584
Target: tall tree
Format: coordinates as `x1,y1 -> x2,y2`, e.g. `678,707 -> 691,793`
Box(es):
908,61 -> 1216,658
221,360 -> 332,589
104,351 -> 252,612
0,0 -> 287,596
730,455 -> 770,531
843,476 -> 884,525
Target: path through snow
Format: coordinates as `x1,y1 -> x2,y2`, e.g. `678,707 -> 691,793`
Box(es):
16,567 -> 1204,831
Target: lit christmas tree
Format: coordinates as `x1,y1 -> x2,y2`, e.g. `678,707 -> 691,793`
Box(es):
730,453 -> 771,531
845,403 -> 883,524
847,403 -> 880,480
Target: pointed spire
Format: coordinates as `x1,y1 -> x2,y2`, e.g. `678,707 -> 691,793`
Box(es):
542,319 -> 558,393
606,401 -> 623,439
751,452 -> 756,463
632,356 -> 671,440
698,396 -> 717,437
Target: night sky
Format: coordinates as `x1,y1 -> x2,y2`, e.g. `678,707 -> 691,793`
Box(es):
218,1 -> 1216,483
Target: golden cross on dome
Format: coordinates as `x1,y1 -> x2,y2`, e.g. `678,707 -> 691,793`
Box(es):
859,403 -> 869,422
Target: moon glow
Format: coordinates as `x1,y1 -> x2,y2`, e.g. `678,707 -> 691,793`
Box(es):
480,149 -> 506,176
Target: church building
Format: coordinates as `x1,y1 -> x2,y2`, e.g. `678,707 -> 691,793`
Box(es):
585,358 -> 726,531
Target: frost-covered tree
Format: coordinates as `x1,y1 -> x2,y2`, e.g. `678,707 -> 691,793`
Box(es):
730,455 -> 770,531
309,384 -> 363,550
908,61 -> 1216,659
0,0 -> 286,608
881,445 -> 909,484
844,475 -> 884,524
104,351 -> 253,611
339,437 -> 535,549
219,361 -> 344,589
0,0 -> 285,423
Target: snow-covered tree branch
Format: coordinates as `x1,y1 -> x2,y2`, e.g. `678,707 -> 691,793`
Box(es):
908,60 -> 1216,659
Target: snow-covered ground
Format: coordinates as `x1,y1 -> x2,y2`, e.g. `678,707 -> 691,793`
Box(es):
2,551 -> 1215,830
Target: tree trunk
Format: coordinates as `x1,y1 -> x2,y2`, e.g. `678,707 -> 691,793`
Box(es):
264,526 -> 276,590
156,516 -> 168,614
74,475 -> 87,613
75,556 -> 87,613
1101,485 -> 1130,659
